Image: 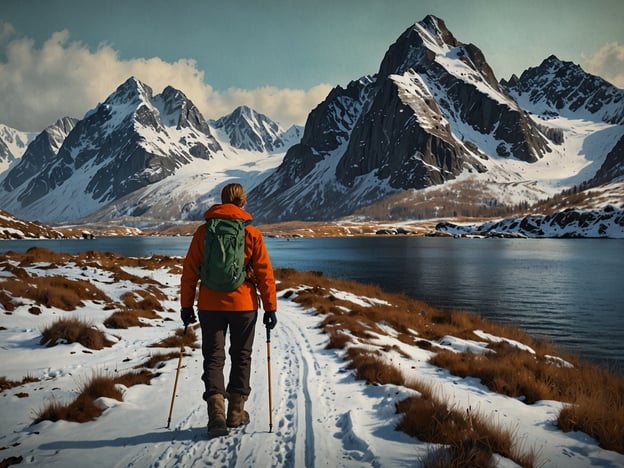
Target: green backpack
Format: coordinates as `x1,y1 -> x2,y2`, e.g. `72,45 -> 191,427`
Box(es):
200,217 -> 249,291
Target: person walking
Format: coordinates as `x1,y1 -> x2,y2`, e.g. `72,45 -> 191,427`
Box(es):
180,183 -> 277,437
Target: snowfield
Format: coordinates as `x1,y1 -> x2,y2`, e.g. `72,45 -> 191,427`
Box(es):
1,251 -> 623,467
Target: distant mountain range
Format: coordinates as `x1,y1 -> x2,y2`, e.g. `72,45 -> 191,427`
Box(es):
0,15 -> 622,227
0,79 -> 302,223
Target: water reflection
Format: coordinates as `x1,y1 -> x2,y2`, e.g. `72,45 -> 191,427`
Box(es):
1,236 -> 622,371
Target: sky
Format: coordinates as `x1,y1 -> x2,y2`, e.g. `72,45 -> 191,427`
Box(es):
1,0 -> 623,132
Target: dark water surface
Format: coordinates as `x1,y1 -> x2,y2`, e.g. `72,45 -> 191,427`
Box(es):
2,236 -> 622,371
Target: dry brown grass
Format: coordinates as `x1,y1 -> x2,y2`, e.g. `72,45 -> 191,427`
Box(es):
397,381 -> 537,468
138,352 -> 183,369
120,289 -> 165,312
1,246 -> 181,279
0,455 -> 23,467
429,343 -> 624,453
103,291 -> 164,329
0,275 -> 111,311
40,317 -> 115,350
557,367 -> 624,453
33,370 -> 155,424
103,310 -> 151,329
275,267 -> 624,459
150,325 -> 200,349
0,375 -> 40,392
345,347 -> 406,386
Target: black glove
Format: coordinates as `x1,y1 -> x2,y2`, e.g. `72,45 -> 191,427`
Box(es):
180,307 -> 197,326
263,311 -> 277,330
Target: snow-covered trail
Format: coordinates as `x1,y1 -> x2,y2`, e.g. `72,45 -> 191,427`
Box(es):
4,253 -> 623,467
130,298 -> 416,467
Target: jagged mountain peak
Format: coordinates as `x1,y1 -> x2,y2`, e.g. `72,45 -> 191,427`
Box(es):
247,15 -> 562,222
231,105 -> 256,118
377,15 -> 501,95
503,54 -> 624,124
212,105 -> 287,152
109,76 -> 153,104
0,75 -> 299,222
1,116 -> 78,192
414,15 -> 458,49
151,85 -> 213,135
0,124 -> 37,173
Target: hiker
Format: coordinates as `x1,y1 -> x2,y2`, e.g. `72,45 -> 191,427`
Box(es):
180,183 -> 277,437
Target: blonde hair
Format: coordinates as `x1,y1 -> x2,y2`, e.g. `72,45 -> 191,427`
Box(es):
221,183 -> 246,207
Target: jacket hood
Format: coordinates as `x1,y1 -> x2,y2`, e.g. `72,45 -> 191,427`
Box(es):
204,203 -> 252,222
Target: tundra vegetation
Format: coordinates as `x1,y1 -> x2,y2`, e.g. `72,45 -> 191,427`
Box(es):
1,248 -> 622,467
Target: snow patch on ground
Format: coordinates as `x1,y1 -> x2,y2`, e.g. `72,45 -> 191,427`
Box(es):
0,256 -> 623,467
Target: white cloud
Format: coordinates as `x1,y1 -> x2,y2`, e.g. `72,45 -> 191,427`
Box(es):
0,23 -> 331,132
583,42 -> 624,88
0,22 -> 16,44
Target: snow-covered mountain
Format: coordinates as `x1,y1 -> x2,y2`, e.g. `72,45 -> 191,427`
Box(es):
1,15 -> 622,226
501,54 -> 624,125
1,117 -> 78,193
211,105 -> 302,153
0,124 -> 37,175
435,205 -> 624,238
0,78 -> 299,224
247,15 -> 624,223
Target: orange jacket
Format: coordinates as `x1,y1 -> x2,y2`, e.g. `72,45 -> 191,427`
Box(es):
180,204 -> 277,312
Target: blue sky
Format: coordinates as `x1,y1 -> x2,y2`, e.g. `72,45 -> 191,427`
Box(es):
1,0 -> 623,132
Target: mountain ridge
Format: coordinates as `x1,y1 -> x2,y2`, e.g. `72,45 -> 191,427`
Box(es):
0,15 -> 622,226
248,15 -> 623,223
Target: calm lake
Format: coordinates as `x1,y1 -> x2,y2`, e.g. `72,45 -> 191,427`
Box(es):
2,236 -> 622,372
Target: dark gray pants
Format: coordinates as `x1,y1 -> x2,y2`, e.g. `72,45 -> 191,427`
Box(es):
198,310 -> 258,400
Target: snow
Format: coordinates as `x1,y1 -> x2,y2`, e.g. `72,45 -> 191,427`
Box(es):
413,19 -> 517,109
0,124 -> 36,174
1,256 -> 623,467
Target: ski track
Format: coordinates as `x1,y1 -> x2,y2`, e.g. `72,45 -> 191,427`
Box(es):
129,298 -> 384,468
111,301 -> 363,467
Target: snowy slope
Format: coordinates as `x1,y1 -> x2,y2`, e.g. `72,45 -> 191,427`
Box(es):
82,146 -> 288,226
1,252 -> 623,467
248,16 -> 624,223
436,206 -> 624,238
0,124 -> 36,174
0,79 -> 299,225
2,16 -> 623,225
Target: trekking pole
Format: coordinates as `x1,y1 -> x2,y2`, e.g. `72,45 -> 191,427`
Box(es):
266,325 -> 273,433
167,324 -> 187,429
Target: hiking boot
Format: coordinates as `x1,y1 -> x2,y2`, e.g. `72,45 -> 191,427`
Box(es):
207,394 -> 229,437
226,393 -> 250,428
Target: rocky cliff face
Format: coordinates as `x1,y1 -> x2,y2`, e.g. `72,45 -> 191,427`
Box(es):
0,125 -> 38,174
248,15 -> 553,222
435,206 -> 624,238
502,55 -> 624,124
1,117 -> 78,193
590,134 -> 624,186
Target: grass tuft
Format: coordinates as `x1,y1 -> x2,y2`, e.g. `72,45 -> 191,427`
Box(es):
33,370 -> 155,424
150,325 -> 199,349
274,267 -> 624,461
40,317 -> 115,350
0,375 -> 40,392
345,347 -> 406,386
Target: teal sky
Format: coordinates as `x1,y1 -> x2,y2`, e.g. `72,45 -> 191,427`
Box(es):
1,0 -> 623,131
